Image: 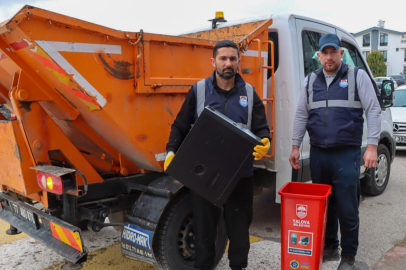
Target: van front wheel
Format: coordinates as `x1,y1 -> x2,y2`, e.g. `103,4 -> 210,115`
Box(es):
361,144 -> 390,196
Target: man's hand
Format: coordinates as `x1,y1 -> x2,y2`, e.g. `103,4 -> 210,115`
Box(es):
289,146 -> 301,170
364,145 -> 378,168
164,151 -> 175,171
253,138 -> 270,160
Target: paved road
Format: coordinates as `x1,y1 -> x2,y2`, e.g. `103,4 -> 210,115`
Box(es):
1,151 -> 406,269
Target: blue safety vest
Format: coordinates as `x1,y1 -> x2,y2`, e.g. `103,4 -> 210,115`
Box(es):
306,64 -> 364,147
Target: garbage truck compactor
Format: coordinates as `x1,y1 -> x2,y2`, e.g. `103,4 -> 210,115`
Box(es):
0,5 -> 277,269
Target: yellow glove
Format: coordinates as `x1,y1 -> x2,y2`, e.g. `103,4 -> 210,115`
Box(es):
164,151 -> 175,171
253,138 -> 270,160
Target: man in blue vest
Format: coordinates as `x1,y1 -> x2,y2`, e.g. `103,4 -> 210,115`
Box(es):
164,40 -> 271,270
289,33 -> 381,270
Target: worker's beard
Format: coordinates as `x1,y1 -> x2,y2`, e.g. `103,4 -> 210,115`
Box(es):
322,61 -> 341,74
216,66 -> 238,80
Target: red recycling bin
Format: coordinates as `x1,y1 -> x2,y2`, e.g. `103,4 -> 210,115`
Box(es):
279,182 -> 332,270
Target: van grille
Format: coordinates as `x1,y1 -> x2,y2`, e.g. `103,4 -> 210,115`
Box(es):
393,122 -> 406,133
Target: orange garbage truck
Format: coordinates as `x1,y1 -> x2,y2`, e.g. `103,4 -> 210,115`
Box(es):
0,5 -> 396,270
0,5 -> 276,269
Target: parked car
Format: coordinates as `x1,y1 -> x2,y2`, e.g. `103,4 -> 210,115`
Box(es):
391,85 -> 406,149
374,77 -> 398,89
389,75 -> 406,86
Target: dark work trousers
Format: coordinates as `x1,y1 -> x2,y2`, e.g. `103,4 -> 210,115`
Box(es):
191,176 -> 254,270
310,146 -> 361,257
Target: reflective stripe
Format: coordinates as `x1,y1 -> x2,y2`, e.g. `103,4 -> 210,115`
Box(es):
307,66 -> 361,110
310,100 -> 362,109
348,66 -> 356,102
196,79 -> 206,117
195,80 -> 254,130
307,74 -> 318,111
49,221 -> 83,252
245,84 -> 254,130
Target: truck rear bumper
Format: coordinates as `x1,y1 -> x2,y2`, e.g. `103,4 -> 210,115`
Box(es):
0,192 -> 87,263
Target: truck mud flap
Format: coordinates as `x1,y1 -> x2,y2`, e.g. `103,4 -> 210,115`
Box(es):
121,222 -> 155,264
122,175 -> 183,266
0,192 -> 87,263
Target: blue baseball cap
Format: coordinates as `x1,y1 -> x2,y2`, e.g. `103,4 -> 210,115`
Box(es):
318,33 -> 342,51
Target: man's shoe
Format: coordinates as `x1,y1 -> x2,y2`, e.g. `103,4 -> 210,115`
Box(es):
337,256 -> 355,270
323,246 -> 340,261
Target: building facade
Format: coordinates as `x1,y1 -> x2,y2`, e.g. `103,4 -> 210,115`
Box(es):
353,25 -> 406,76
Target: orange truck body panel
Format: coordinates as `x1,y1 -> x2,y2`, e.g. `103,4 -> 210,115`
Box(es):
0,121 -> 39,194
0,5 -> 273,205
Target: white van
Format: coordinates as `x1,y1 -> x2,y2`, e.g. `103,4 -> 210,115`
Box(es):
233,14 -> 396,201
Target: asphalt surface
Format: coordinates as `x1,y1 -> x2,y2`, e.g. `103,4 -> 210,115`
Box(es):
1,151 -> 406,269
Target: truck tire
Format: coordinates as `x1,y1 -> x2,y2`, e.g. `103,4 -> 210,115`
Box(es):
361,144 -> 390,196
154,191 -> 227,270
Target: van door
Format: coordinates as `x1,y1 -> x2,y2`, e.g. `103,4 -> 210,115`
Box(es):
294,19 -> 335,79
293,19 -> 335,179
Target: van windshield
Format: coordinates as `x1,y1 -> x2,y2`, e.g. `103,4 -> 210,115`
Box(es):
302,30 -> 365,76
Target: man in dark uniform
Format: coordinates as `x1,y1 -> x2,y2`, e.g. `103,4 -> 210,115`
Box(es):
289,33 -> 381,270
164,40 -> 271,270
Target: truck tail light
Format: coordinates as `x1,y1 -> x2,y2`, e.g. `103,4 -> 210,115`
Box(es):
37,172 -> 64,195
10,113 -> 16,120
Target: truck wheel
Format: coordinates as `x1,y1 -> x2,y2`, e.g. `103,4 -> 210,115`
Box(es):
154,191 -> 227,270
361,144 -> 390,196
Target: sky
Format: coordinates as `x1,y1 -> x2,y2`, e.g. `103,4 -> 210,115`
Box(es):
0,0 -> 404,35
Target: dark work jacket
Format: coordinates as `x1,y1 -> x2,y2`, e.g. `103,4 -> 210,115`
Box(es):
167,71 -> 271,177
306,63 -> 364,148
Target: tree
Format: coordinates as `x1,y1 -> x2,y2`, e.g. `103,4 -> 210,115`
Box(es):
366,51 -> 387,77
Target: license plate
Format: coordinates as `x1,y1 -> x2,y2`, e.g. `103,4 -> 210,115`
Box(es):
395,136 -> 406,143
9,202 -> 39,229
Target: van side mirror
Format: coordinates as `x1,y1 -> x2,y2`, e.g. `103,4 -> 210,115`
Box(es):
380,80 -> 394,108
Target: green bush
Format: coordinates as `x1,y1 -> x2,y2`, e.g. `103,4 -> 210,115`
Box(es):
366,51 -> 387,77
